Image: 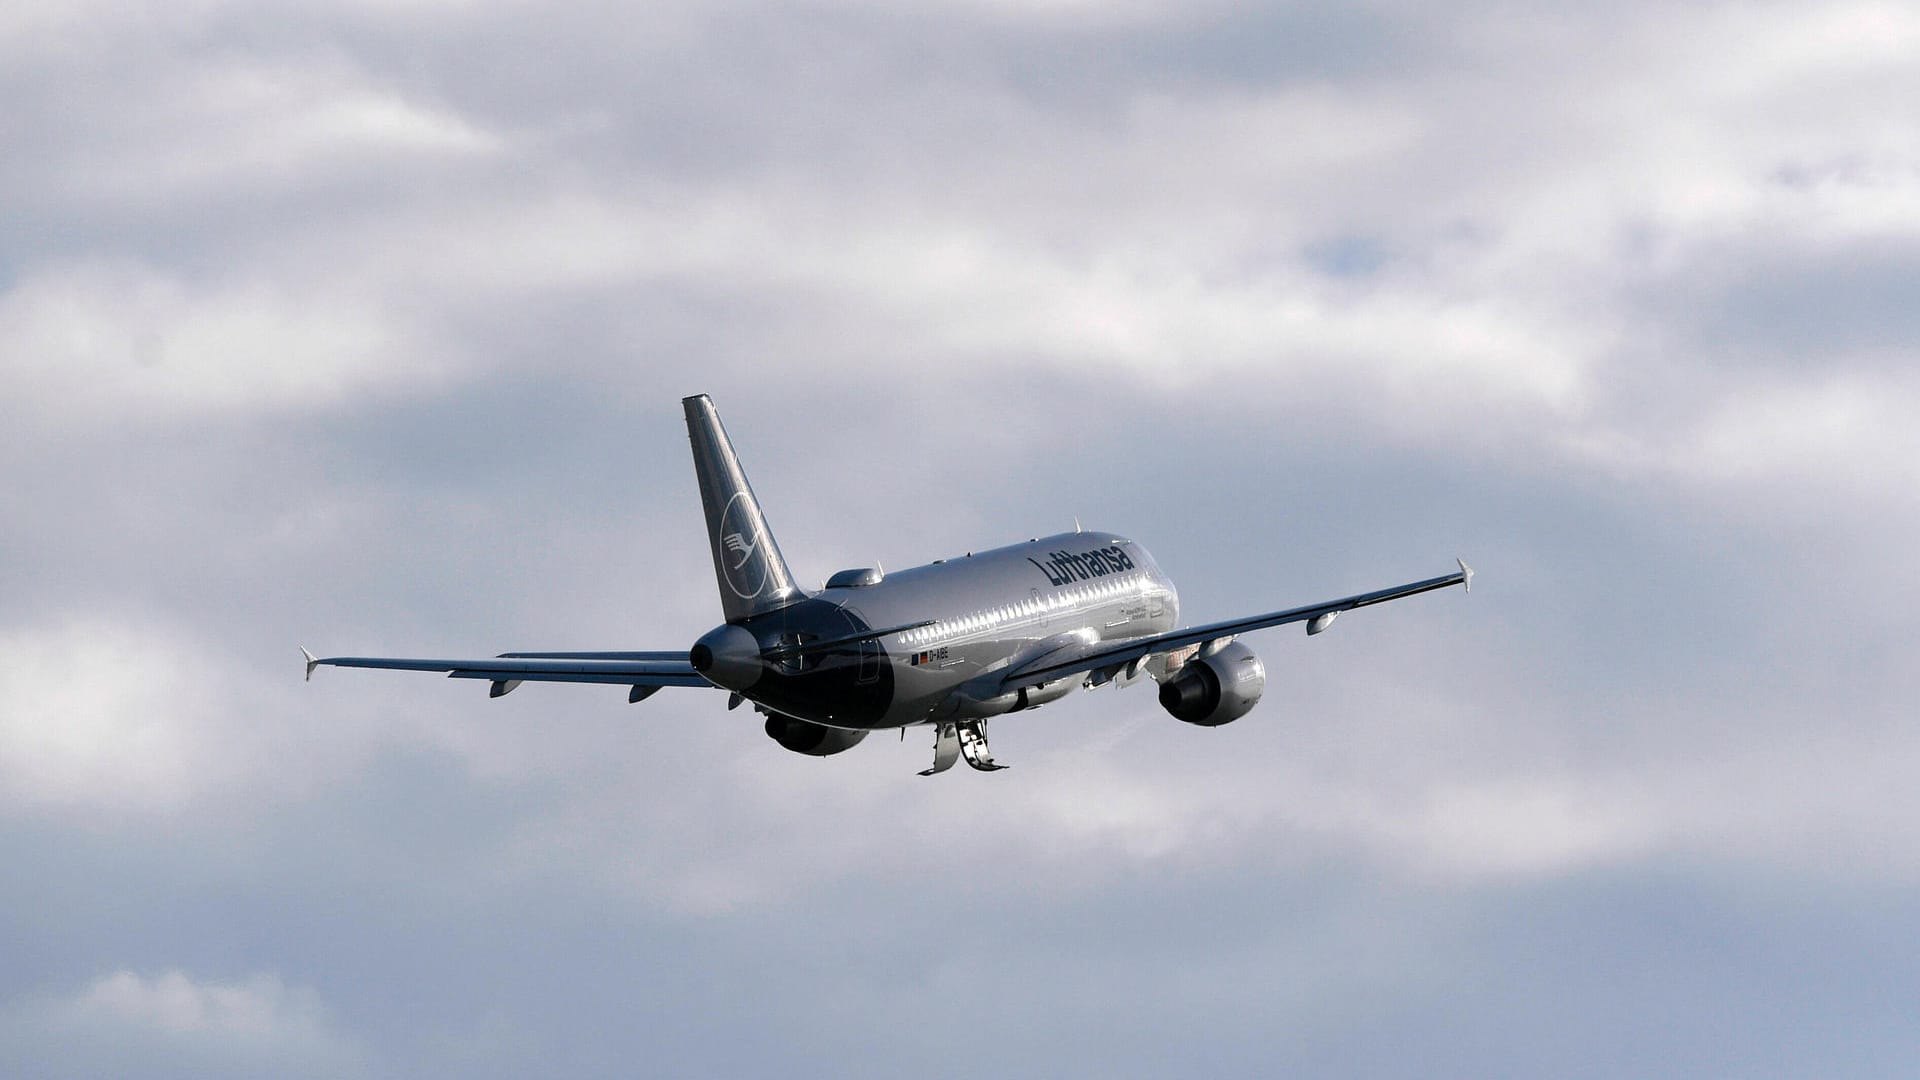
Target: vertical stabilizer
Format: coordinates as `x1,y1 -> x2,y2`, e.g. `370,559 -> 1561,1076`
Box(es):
684,395 -> 802,622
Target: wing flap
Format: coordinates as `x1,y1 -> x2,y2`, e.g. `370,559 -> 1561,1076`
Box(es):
495,650 -> 692,661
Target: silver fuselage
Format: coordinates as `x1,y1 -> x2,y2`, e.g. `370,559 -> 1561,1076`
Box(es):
730,531 -> 1179,730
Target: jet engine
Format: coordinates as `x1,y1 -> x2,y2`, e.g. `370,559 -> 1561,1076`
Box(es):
1158,641 -> 1266,727
763,713 -> 869,756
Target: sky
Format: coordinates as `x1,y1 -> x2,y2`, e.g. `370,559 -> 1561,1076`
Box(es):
3,0 -> 1918,1075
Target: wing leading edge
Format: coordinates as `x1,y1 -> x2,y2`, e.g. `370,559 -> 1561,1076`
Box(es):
998,559 -> 1474,692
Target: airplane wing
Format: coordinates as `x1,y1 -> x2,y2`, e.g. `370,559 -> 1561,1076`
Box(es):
302,648 -> 710,696
998,559 -> 1473,692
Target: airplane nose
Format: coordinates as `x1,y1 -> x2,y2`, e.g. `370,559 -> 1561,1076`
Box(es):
690,624 -> 763,692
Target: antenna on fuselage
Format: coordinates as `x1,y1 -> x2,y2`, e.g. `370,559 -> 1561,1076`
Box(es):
1073,516 -> 1082,533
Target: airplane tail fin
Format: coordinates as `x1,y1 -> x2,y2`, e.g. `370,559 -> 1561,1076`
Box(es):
684,394 -> 803,622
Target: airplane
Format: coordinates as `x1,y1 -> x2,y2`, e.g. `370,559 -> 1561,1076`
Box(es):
304,394 -> 1472,776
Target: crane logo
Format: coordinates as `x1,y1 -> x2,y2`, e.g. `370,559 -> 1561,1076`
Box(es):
717,492 -> 768,599
723,530 -> 758,568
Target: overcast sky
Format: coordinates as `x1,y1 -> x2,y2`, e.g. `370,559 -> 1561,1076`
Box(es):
4,1 -> 1918,1076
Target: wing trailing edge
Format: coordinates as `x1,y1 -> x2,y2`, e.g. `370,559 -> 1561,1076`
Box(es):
303,652 -> 711,689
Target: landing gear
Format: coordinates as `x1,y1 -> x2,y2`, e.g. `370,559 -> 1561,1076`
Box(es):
918,720 -> 1007,776
919,724 -> 959,776
957,722 -> 1006,771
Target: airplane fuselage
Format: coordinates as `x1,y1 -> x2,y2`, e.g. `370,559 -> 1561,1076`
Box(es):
726,531 -> 1180,731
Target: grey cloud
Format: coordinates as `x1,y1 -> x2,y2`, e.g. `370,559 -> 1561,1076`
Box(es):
8,779 -> 1918,1079
1641,236 -> 1920,360
0,969 -> 366,1080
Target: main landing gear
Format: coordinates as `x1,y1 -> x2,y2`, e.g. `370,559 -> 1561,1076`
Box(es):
918,720 -> 1007,776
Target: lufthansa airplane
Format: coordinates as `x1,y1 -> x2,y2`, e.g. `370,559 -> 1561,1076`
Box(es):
305,395 -> 1472,775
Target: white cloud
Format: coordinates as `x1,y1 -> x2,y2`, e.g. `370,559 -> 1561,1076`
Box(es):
1661,373 -> 1920,490
0,970 -> 365,1080
109,59 -> 503,195
0,619 -> 216,812
0,260 -> 443,423
10,0 -> 1904,511
1554,368 -> 1920,528
0,616 -> 381,817
11,33 -> 503,209
74,970 -> 323,1040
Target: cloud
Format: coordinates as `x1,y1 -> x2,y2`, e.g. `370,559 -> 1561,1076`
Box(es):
0,970 -> 364,1080
69,970 -> 329,1041
0,618 -> 220,813
0,613 -> 401,819
4,0 -> 1920,1075
1,261 -> 443,426
79,61 -> 498,205
2,15 -> 501,210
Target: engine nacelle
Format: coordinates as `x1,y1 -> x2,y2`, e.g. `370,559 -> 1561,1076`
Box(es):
1158,641 -> 1266,727
764,713 -> 870,756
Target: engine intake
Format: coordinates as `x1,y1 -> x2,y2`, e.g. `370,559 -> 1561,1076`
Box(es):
764,713 -> 869,756
1158,641 -> 1265,727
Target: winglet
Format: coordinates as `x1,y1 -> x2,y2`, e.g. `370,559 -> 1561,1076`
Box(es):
1457,558 -> 1474,594
301,646 -> 320,682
